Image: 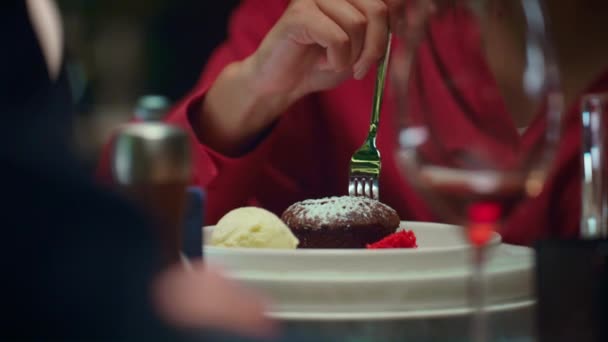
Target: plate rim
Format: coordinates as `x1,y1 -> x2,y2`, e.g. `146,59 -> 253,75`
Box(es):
268,300 -> 535,321
203,221 -> 502,255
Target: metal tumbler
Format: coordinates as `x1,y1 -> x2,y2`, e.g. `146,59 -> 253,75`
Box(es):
112,122 -> 192,265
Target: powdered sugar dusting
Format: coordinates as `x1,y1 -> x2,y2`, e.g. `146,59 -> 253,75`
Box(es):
299,196 -> 373,220
283,196 -> 396,229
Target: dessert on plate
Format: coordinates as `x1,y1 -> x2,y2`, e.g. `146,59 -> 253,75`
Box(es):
281,196 -> 400,248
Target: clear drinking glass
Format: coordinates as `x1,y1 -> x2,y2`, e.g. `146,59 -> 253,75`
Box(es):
391,1 -> 563,341
580,93 -> 608,239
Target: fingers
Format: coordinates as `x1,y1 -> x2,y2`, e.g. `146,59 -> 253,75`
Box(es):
317,0 -> 367,68
348,0 -> 390,79
288,3 -> 352,71
153,262 -> 277,339
286,0 -> 406,78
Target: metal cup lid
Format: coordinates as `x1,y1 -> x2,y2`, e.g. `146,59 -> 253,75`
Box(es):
112,122 -> 192,185
134,95 -> 171,121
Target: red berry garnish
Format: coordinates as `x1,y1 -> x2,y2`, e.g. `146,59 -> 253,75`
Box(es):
367,230 -> 418,249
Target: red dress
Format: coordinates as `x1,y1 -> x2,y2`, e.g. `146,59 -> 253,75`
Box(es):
101,0 -> 607,245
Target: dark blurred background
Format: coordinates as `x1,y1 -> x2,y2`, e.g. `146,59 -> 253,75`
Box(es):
56,0 -> 240,169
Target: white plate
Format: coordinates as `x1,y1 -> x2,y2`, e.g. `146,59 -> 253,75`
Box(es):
202,222 -> 532,318
203,221 -> 501,275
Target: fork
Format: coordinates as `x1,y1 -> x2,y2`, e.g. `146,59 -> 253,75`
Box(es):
349,34 -> 392,200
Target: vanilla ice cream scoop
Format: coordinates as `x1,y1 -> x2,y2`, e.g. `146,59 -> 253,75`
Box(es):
211,207 -> 299,249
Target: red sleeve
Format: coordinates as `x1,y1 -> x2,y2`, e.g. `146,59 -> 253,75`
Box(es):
164,0 -> 288,177
165,0 -> 291,224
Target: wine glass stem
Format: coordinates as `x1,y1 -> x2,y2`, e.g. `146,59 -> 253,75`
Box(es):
471,242 -> 488,342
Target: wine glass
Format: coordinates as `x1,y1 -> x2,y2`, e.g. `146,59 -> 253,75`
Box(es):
391,0 -> 563,341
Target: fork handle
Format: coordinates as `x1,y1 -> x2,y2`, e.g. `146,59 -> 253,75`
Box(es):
368,33 -> 393,139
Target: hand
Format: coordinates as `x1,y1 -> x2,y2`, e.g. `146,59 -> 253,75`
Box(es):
198,0 -> 407,155
247,0 -> 406,102
153,261 -> 277,339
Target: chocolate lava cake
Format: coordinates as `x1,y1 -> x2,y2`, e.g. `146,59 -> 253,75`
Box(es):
281,196 -> 400,248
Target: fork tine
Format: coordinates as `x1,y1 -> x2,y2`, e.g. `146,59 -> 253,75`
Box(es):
357,179 -> 363,197
349,177 -> 378,199
372,180 -> 379,200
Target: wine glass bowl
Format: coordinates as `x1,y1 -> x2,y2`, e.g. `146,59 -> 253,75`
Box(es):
391,1 -> 563,341
393,0 -> 562,231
